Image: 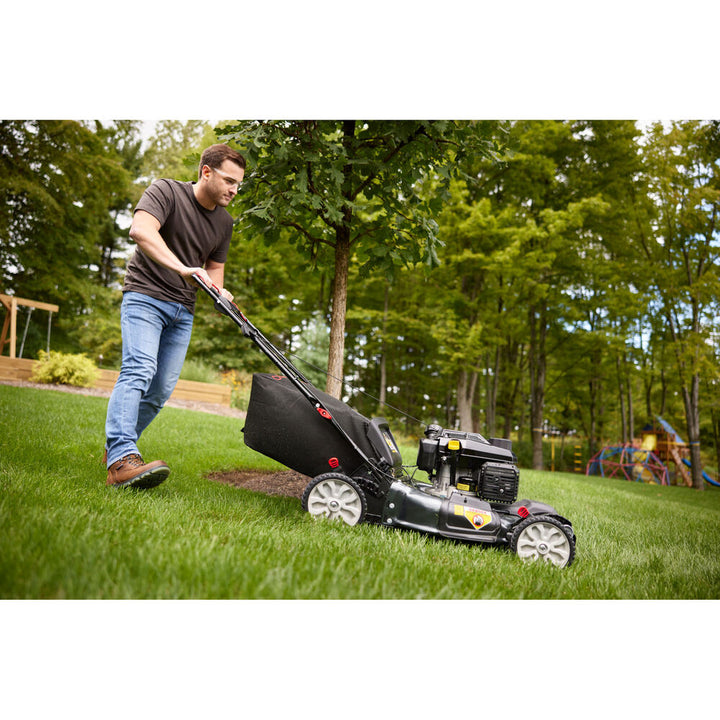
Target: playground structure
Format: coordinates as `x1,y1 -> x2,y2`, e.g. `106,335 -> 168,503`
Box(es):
586,444 -> 670,485
0,293 -> 58,359
586,416 -> 719,488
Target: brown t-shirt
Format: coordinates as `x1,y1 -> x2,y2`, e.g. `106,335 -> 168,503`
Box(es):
123,179 -> 233,313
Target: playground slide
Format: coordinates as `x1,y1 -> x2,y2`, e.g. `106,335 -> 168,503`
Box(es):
656,415 -> 685,444
681,458 -> 720,487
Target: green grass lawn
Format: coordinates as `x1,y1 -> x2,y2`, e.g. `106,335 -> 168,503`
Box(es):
2,384 -> 720,599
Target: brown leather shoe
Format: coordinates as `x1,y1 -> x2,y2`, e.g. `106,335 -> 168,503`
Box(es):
106,453 -> 170,489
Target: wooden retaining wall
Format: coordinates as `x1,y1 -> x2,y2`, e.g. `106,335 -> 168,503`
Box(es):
0,356 -> 231,407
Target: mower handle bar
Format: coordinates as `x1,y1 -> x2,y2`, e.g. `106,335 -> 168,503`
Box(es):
191,272 -> 309,385
191,272 -> 249,326
191,272 -> 390,480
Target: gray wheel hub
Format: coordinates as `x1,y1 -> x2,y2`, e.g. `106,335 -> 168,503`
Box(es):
306,478 -> 363,526
516,521 -> 572,567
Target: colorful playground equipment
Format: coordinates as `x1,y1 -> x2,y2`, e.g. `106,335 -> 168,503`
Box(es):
586,444 -> 670,485
586,416 -> 719,487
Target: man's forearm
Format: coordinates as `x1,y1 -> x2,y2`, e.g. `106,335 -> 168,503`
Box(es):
132,230 -> 190,276
205,264 -> 225,289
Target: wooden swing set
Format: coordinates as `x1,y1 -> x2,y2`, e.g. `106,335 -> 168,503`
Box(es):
0,293 -> 59,359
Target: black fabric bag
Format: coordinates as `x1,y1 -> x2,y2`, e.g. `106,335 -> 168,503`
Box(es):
242,373 -> 375,479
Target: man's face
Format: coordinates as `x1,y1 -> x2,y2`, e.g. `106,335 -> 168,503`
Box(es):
204,160 -> 245,207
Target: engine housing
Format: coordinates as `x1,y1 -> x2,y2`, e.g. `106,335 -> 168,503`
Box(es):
416,426 -> 519,504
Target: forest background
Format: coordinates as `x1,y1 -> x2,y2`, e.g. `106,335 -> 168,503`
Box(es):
2,119 -> 719,488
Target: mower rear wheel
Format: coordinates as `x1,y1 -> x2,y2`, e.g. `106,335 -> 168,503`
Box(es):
302,473 -> 367,526
510,515 -> 575,568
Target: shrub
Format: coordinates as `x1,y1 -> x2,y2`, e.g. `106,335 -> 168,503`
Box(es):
179,358 -> 221,384
30,350 -> 99,388
220,368 -> 253,410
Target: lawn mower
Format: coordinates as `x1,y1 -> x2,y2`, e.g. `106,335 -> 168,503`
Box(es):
194,274 -> 576,568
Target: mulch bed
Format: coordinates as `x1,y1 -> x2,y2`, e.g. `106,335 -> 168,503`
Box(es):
207,469 -> 311,499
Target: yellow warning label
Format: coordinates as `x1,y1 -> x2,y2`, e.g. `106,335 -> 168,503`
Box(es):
454,505 -> 492,529
383,432 -> 398,453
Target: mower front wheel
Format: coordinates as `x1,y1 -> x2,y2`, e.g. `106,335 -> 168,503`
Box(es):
510,515 -> 575,568
302,473 -> 367,526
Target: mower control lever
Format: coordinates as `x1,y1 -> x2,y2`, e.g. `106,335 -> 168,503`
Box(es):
192,272 -> 257,341
192,272 -> 240,317
191,271 -> 223,297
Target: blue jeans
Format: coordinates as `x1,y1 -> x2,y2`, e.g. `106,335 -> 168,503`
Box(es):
105,291 -> 194,467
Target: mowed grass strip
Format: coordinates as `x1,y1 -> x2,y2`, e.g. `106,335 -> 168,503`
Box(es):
2,385 -> 720,599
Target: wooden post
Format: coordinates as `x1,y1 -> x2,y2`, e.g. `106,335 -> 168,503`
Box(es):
0,296 -> 18,358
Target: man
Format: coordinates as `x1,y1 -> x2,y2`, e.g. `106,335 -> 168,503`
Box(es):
104,143 -> 246,488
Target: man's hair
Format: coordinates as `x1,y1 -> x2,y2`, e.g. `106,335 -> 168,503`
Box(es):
199,144 -> 246,178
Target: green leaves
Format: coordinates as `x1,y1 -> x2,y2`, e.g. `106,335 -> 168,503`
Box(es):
1,120 -> 136,308
220,120 -> 500,266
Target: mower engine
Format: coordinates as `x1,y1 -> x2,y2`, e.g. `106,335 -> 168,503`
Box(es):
416,424 -> 520,503
377,420 -> 574,565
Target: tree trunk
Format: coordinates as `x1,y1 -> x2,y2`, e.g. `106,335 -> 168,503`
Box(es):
378,283 -> 389,411
588,378 -> 598,458
324,120 -> 357,400
659,366 -> 667,416
682,375 -> 704,490
457,369 -> 477,432
617,354 -> 627,444
644,375 -> 653,424
627,367 -> 635,441
587,345 -> 603,457
325,230 -> 350,398
710,395 -> 720,481
529,305 -> 547,470
664,305 -> 704,490
486,347 -> 500,438
713,408 -> 720,481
